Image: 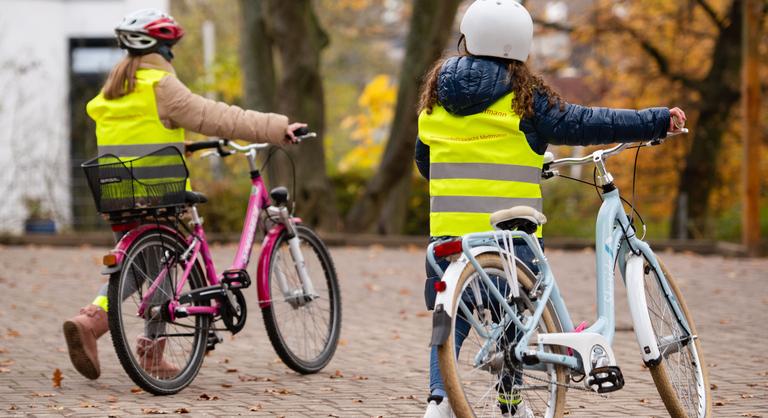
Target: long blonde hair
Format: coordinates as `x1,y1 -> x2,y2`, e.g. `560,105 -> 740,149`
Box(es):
102,55 -> 142,100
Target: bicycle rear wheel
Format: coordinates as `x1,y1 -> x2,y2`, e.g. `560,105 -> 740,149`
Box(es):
108,228 -> 210,395
261,224 -> 341,374
438,254 -> 567,418
644,258 -> 711,418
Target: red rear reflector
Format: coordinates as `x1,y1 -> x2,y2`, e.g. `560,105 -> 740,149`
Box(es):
434,280 -> 447,292
434,240 -> 463,258
111,221 -> 139,232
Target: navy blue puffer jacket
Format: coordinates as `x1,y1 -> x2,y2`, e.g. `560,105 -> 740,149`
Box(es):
415,56 -> 670,179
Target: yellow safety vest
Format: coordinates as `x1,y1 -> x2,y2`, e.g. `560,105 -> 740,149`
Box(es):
86,68 -> 190,201
418,92 -> 543,237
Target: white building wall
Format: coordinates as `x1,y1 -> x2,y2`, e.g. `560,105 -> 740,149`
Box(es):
0,0 -> 168,234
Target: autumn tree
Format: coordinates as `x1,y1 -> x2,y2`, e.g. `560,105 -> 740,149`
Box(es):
239,0 -> 339,230
534,0 -> 766,239
345,0 -> 462,233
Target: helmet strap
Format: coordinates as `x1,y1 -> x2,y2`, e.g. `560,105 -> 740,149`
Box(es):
156,44 -> 174,62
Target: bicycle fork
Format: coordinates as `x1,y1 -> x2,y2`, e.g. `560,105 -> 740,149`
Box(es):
269,205 -> 317,308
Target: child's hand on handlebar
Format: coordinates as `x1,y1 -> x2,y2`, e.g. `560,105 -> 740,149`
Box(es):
669,107 -> 687,134
285,122 -> 308,144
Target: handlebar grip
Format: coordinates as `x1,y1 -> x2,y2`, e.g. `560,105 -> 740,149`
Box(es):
292,126 -> 310,137
185,139 -> 229,154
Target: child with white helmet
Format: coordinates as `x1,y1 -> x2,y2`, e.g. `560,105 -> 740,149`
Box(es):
63,8 -> 305,381
416,1 -> 686,417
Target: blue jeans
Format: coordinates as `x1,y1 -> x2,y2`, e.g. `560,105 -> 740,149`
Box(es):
425,238 -> 542,398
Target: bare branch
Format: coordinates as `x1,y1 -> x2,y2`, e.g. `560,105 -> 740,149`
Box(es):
693,0 -> 725,30
533,18 -> 574,33
608,22 -> 703,91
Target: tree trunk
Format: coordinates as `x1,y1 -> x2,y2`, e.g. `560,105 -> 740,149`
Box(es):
263,0 -> 339,230
345,0 -> 462,233
239,0 -> 276,111
671,1 -> 744,238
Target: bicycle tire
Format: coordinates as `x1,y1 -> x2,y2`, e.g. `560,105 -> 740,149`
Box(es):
108,229 -> 210,395
644,258 -> 711,418
438,254 -> 567,418
261,224 -> 341,374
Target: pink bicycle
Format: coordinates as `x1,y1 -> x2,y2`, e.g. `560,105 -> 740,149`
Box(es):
81,130 -> 341,395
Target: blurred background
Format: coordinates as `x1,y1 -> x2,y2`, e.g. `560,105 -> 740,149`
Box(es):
0,0 -> 765,251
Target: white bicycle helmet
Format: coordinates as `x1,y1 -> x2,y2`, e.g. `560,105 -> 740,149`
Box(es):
115,9 -> 184,55
460,0 -> 534,62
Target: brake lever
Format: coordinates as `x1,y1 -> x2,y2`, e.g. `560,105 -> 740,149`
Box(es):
295,132 -> 318,143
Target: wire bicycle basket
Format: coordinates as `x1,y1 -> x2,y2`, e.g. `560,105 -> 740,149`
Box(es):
81,145 -> 189,213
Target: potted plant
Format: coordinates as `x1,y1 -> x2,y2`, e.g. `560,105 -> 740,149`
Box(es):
23,197 -> 56,234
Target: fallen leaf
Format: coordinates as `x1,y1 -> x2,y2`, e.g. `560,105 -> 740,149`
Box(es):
80,401 -> 97,408
0,368 -> 10,373
249,404 -> 262,411
330,369 -> 344,379
130,387 -> 143,394
52,368 -> 63,388
639,398 -> 649,404
198,393 -> 220,401
174,407 -> 190,414
364,283 -> 380,292
6,329 -> 20,338
238,374 -> 273,382
8,404 -> 17,410
265,388 -> 294,395
0,347 -> 7,354
715,400 -> 727,406
0,359 -> 13,367
711,383 -> 718,390
740,393 -> 755,399
353,375 -> 369,380
398,288 -> 412,296
221,383 -> 232,388
106,395 -> 118,403
142,408 -> 169,414
352,399 -> 363,403
415,311 -> 430,317
226,368 -> 238,373
337,339 -> 348,346
32,392 -> 56,397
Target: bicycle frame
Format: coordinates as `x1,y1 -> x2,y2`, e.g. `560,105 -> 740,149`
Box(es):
430,184 -> 693,379
104,161 -> 302,319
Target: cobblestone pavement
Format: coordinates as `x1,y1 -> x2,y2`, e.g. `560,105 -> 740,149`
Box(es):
0,243 -> 766,417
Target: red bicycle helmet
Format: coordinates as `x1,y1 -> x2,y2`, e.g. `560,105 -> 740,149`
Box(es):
115,9 -> 184,57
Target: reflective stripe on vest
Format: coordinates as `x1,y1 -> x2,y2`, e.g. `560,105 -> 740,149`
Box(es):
418,92 -> 544,237
87,68 -> 190,191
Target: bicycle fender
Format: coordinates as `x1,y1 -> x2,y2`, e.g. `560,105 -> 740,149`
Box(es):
255,218 -> 302,309
101,224 -> 187,275
431,245 -> 499,338
625,254 -> 662,365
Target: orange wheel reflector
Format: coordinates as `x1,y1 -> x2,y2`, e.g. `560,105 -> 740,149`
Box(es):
103,254 -> 118,266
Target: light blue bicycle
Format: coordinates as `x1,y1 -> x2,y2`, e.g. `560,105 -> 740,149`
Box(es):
428,132 -> 710,418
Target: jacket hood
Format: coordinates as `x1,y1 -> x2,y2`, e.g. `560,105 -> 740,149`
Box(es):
437,55 -> 511,116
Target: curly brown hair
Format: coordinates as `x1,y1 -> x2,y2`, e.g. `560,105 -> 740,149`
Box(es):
418,40 -> 564,118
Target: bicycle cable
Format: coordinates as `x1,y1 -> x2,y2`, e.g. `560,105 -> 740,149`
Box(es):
260,146 -> 298,217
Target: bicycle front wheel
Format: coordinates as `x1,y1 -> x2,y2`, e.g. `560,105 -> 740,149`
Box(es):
261,224 -> 341,374
644,257 -> 711,418
108,229 -> 210,395
438,254 -> 567,418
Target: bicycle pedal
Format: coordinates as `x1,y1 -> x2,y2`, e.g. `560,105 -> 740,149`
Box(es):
222,269 -> 251,289
206,331 -> 223,352
587,366 -> 624,393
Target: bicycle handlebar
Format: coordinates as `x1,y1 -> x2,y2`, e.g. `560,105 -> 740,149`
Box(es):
185,128 -> 318,157
544,128 -> 688,170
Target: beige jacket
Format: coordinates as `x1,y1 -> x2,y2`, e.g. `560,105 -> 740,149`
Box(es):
139,54 -> 289,145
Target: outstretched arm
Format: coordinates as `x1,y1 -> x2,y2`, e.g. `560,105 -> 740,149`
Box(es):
532,91 -> 673,147
155,75 -> 290,145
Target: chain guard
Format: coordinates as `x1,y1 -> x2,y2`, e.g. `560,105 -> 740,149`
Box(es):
221,288 -> 247,334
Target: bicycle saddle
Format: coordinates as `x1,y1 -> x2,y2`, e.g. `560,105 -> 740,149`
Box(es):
185,191 -> 208,205
490,206 -> 547,234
